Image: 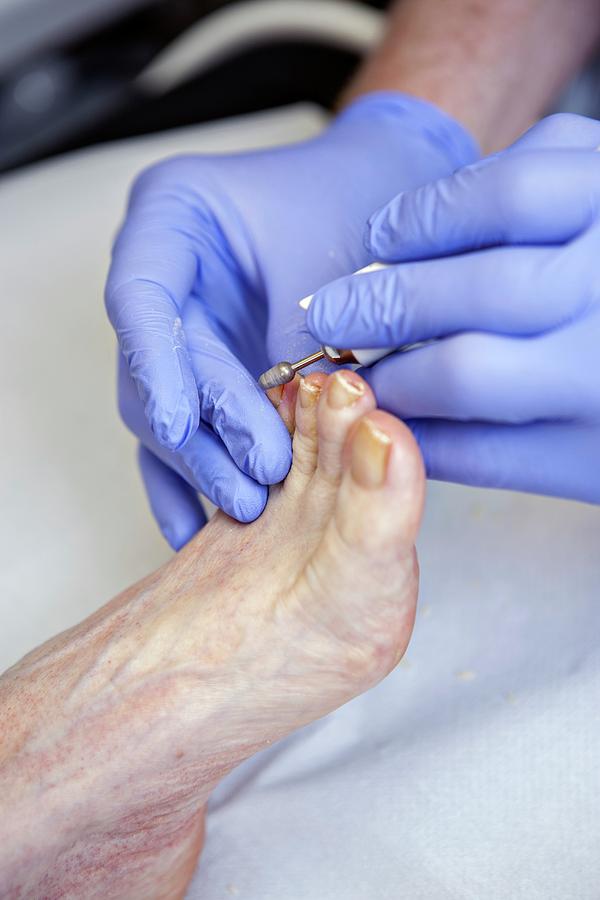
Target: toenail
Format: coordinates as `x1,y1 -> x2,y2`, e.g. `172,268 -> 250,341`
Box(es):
351,419 -> 392,488
299,377 -> 321,408
327,370 -> 365,409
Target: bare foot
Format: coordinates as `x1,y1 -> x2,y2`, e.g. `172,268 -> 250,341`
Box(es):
0,370 -> 424,899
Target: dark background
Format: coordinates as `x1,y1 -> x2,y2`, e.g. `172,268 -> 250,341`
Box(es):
0,0 -> 390,174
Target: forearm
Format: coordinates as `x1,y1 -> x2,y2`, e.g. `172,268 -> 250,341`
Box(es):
345,0 -> 600,152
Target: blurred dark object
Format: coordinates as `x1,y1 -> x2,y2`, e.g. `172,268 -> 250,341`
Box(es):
0,0 -> 389,174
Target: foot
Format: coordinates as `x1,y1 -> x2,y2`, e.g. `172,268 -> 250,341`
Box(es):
0,370 -> 424,899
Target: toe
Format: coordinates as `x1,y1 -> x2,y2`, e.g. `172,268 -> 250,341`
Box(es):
294,410 -> 425,694
288,372 -> 328,482
336,410 -> 425,554
314,370 -> 376,488
268,375 -> 301,435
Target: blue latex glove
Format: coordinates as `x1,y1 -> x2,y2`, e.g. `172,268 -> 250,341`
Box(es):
307,113 -> 600,504
106,92 -> 477,547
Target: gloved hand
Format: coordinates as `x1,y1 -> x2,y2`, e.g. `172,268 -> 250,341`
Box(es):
106,92 -> 477,547
307,113 -> 600,503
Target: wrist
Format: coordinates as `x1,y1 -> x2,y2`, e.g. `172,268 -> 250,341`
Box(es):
335,90 -> 479,173
342,0 -> 600,154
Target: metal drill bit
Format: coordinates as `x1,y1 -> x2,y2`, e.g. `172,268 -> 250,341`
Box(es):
258,349 -> 326,390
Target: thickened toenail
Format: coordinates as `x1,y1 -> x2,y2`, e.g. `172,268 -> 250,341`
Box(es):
351,419 -> 391,488
327,371 -> 365,409
299,377 -> 321,408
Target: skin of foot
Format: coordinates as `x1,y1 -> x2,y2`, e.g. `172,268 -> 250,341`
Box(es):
0,369 -> 424,899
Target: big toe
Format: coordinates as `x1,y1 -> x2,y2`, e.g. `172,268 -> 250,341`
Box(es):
302,410 -> 425,691
336,411 -> 424,553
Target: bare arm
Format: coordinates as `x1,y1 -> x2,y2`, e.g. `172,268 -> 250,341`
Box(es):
345,0 -> 600,152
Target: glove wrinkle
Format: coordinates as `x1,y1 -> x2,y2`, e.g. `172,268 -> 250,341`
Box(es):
108,91 -> 480,541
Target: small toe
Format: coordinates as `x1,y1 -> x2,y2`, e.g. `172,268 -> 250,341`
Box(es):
315,370 -> 376,488
268,375 -> 301,435
288,372 -> 328,482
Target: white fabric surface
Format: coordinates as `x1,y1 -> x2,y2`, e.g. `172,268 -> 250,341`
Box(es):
0,107 -> 599,900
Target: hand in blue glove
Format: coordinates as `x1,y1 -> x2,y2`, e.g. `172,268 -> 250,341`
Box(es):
307,113 -> 600,504
106,93 -> 477,548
